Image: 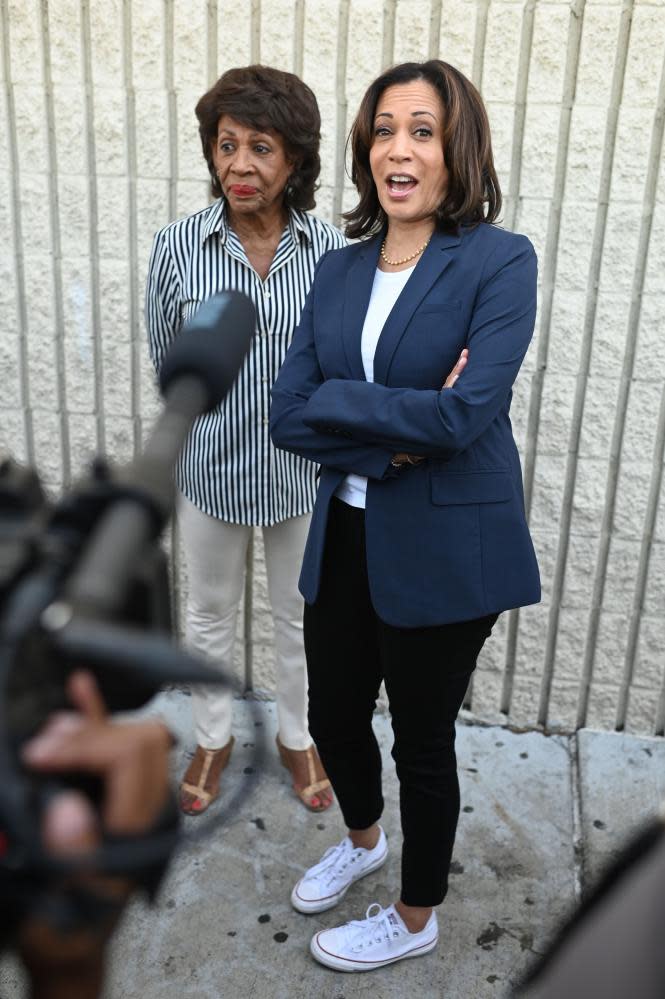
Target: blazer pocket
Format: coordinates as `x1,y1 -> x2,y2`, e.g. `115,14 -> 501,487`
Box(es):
431,469 -> 512,505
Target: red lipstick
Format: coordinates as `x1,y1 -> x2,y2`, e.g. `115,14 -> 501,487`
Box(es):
229,184 -> 258,197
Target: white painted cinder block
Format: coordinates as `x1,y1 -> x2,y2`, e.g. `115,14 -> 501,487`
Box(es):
2,0 -> 664,735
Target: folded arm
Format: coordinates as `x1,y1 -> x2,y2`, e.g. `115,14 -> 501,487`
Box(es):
302,237 -> 537,458
270,285 -> 395,479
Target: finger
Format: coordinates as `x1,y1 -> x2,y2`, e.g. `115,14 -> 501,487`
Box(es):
443,348 -> 469,389
22,719 -> 112,772
22,713 -> 87,764
66,670 -> 107,723
42,791 -> 99,856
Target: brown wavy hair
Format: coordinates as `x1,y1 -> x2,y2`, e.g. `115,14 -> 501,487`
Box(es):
344,60 -> 501,238
195,65 -> 321,211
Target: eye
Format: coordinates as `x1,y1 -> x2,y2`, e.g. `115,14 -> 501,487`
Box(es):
373,125 -> 392,138
254,143 -> 271,154
414,126 -> 433,138
218,141 -> 235,153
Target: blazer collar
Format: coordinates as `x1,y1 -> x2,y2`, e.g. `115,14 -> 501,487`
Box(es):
342,228 -> 462,383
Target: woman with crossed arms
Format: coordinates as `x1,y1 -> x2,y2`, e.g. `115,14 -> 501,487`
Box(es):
271,59 -> 540,972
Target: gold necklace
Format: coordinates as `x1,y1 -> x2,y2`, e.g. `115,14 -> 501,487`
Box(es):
380,236 -> 430,267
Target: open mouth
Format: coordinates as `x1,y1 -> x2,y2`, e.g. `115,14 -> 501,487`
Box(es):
387,174 -> 418,195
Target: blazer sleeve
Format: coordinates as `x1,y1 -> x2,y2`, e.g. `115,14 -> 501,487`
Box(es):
270,275 -> 396,479
301,235 -> 537,458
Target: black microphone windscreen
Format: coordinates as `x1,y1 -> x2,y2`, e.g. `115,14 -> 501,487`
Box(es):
158,291 -> 255,411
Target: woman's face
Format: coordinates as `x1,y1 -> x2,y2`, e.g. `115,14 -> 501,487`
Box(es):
369,80 -> 449,226
212,115 -> 293,218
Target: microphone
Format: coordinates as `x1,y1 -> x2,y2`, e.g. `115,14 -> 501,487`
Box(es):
63,291 -> 255,620
158,291 -> 255,411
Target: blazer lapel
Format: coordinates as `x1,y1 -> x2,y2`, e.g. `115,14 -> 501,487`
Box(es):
373,229 -> 462,386
341,237 -> 381,380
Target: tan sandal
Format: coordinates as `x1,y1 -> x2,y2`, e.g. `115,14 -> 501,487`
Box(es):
179,737 -> 235,815
276,735 -> 333,812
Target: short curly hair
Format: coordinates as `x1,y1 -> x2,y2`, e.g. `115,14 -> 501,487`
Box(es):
195,65 -> 321,211
344,60 -> 501,238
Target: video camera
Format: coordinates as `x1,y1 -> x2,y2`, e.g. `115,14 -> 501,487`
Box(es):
0,291 -> 256,945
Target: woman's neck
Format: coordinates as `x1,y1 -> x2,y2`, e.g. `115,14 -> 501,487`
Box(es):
379,218 -> 436,272
227,203 -> 288,246
227,202 -> 289,281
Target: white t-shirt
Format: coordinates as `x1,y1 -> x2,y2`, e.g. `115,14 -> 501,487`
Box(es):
335,265 -> 415,509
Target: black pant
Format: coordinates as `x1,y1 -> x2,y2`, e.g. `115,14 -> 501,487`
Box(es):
304,498 -> 497,907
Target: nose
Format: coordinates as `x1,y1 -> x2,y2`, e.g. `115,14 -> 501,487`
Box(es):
230,146 -> 253,175
387,128 -> 412,162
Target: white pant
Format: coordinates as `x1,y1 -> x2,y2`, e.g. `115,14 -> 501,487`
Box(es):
178,493 -> 311,750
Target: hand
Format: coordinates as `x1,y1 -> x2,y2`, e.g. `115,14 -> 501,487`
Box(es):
22,670 -> 172,838
391,453 -> 425,467
17,671 -> 173,999
443,347 -> 468,389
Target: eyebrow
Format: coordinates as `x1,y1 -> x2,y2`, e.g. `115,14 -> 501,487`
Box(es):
375,110 -> 437,120
217,128 -> 273,140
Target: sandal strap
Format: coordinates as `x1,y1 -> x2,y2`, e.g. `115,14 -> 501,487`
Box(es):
181,739 -> 234,799
304,745 -> 317,787
301,778 -> 332,797
180,781 -> 215,804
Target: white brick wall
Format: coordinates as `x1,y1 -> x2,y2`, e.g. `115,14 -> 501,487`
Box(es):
2,0 -> 664,734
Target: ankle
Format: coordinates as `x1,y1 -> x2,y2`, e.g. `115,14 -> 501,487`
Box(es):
395,899 -> 433,934
348,824 -> 380,851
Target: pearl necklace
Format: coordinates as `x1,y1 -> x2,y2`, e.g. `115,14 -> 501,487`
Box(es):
380,236 -> 430,267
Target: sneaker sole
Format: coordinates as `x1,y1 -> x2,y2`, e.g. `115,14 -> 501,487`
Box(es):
290,847 -> 388,914
310,930 -> 438,971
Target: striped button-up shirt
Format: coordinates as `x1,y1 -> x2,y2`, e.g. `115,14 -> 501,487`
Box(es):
145,198 -> 345,526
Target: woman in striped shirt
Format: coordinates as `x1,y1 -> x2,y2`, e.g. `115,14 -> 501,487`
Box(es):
145,65 -> 345,816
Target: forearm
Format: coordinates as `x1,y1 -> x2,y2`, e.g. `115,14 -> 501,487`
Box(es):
301,381 -> 466,458
271,398 -> 396,478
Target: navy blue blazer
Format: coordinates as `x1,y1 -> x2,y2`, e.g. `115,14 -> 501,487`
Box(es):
270,223 -> 541,628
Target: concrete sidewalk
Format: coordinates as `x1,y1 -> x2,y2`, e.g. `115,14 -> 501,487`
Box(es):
2,691 -> 665,998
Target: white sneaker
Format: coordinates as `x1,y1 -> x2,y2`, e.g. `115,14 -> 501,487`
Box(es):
291,828 -> 388,914
310,902 -> 438,972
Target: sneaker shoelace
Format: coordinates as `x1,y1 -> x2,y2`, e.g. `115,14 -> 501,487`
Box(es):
306,837 -> 362,884
347,904 -> 403,952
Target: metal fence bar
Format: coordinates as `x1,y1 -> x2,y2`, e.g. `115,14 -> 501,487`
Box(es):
207,0 -> 218,83
250,0 -> 261,64
382,0 -> 396,70
1,0 -> 34,464
617,384 -> 665,732
580,41 -> 665,728
122,0 -> 142,458
533,0 -> 587,726
428,0 -> 442,59
471,0 -> 490,91
292,0 -> 304,77
493,0 -> 584,724
502,0 -> 535,235
499,0 -> 536,714
40,0 -> 71,486
244,530 -> 254,692
80,0 -> 105,456
538,0 -> 634,728
332,0 -> 350,227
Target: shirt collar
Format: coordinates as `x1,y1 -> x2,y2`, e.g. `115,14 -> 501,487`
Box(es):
200,198 -> 312,248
